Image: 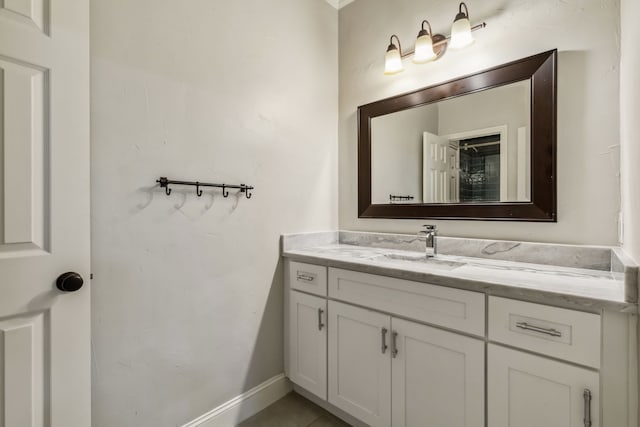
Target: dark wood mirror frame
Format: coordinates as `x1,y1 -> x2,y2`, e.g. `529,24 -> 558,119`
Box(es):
358,50 -> 557,221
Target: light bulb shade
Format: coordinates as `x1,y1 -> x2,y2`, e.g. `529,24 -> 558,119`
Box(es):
450,13 -> 474,49
384,45 -> 404,75
413,31 -> 436,63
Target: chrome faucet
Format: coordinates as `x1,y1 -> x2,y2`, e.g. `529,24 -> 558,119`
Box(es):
418,225 -> 437,257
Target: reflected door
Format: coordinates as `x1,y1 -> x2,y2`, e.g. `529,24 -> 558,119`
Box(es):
0,1 -> 90,426
423,132 -> 458,203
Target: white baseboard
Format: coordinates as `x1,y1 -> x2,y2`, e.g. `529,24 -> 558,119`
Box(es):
182,374 -> 292,427
324,0 -> 356,10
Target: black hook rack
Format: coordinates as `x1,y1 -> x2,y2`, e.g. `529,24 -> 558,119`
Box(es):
389,194 -> 414,202
156,177 -> 254,199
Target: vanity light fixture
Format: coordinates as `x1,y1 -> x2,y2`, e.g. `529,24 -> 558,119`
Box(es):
383,2 -> 486,75
412,20 -> 437,64
450,2 -> 474,49
384,35 -> 404,75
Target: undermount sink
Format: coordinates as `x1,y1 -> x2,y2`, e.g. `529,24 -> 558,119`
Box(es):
375,253 -> 465,270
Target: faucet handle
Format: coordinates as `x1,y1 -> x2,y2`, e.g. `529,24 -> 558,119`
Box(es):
422,224 -> 437,232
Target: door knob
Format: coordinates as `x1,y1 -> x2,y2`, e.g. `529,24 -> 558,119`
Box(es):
56,272 -> 84,292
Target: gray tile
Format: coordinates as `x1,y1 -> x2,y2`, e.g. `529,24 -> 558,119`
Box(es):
236,393 -> 325,427
307,413 -> 352,427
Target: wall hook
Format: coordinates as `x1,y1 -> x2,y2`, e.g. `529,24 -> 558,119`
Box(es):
155,177 -> 254,200
239,184 -> 253,199
157,176 -> 172,196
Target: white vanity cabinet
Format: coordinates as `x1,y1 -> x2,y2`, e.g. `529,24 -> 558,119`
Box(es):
487,296 -> 601,427
488,344 -> 599,427
390,317 -> 484,427
286,260 -> 486,427
327,300 -> 484,427
288,290 -> 327,400
328,301 -> 392,427
284,259 -> 636,427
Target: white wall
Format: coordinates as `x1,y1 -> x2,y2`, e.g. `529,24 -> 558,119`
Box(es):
371,104 -> 438,203
90,1 -> 338,426
339,0 -> 621,245
619,4 -> 640,401
438,81 -> 529,201
621,0 -> 640,262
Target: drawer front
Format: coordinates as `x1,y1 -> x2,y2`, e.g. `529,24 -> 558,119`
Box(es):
288,260 -> 327,296
328,268 -> 485,336
488,296 -> 601,368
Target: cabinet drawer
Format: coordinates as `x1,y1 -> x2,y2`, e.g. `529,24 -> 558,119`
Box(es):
287,261 -> 327,296
488,296 -> 601,368
328,268 -> 485,336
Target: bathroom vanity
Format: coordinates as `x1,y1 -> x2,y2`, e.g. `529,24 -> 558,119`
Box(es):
282,231 -> 638,427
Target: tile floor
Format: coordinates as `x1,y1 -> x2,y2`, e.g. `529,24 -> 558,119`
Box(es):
236,392 -> 351,427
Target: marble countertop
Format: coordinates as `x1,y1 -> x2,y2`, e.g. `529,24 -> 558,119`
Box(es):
282,232 -> 638,313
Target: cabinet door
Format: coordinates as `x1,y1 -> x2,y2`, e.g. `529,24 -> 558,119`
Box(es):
328,301 -> 391,427
488,344 -> 599,427
392,318 -> 485,427
289,291 -> 327,399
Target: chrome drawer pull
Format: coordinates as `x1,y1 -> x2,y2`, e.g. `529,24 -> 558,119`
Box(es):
515,322 -> 562,337
583,389 -> 592,427
318,308 -> 325,331
391,331 -> 399,358
381,328 -> 388,354
296,273 -> 314,282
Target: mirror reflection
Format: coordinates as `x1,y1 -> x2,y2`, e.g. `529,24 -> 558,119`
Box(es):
371,80 -> 531,205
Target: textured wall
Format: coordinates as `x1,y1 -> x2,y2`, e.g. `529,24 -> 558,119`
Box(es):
371,104 -> 438,203
437,81 -> 530,201
621,0 -> 640,262
339,0 -> 621,245
619,4 -> 640,405
90,1 -> 338,425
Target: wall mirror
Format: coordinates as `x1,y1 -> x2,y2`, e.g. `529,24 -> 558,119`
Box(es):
358,50 -> 557,221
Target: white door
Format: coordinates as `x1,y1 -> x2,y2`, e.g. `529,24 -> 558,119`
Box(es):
328,301 -> 391,427
423,132 -> 455,203
516,126 -> 531,201
0,1 -> 90,426
488,344 -> 599,427
391,318 -> 484,427
288,291 -> 327,400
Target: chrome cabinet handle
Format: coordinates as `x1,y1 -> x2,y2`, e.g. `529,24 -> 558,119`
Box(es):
515,322 -> 562,337
583,389 -> 592,427
391,331 -> 399,358
318,308 -> 325,331
381,328 -> 388,354
296,273 -> 314,282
